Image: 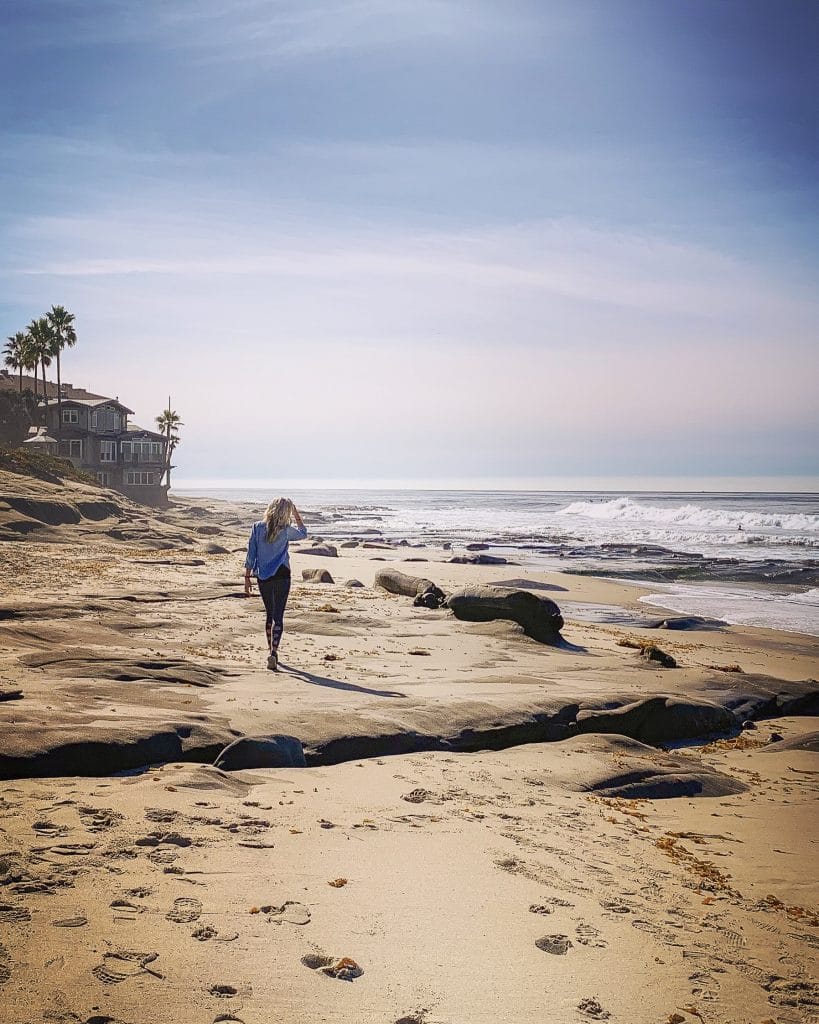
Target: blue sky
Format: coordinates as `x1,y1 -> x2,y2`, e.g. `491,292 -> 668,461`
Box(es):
2,0 -> 817,484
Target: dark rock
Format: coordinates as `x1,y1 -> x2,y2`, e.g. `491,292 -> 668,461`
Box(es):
195,525 -> 223,536
344,579 -> 365,588
465,543 -> 489,551
742,720 -> 757,730
576,697 -> 737,743
639,645 -> 677,668
214,735 -> 306,771
374,570 -> 446,609
3,496 -> 81,525
300,544 -> 338,557
646,615 -> 726,631
203,543 -> 229,554
762,731 -> 818,752
449,554 -> 509,565
302,569 -> 334,584
74,499 -> 122,521
446,586 -> 563,644
340,541 -> 359,548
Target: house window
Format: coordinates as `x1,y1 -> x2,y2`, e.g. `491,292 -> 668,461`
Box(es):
99,440 -> 116,462
96,471 -> 111,487
69,439 -> 83,459
126,471 -> 155,485
63,408 -> 79,424
92,407 -> 121,432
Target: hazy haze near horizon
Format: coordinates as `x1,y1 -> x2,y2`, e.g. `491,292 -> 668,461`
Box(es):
2,1 -> 817,482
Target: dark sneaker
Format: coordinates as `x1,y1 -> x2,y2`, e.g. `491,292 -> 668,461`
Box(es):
267,652 -> 278,672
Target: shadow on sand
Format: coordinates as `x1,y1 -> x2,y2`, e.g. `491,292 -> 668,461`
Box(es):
278,662 -> 407,699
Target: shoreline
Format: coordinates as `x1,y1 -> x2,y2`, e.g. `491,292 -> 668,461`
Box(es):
1,473 -> 817,1022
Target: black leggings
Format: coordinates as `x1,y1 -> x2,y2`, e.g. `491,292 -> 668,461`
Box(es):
258,566 -> 291,652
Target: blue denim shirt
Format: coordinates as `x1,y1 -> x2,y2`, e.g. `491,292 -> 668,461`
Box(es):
245,521 -> 308,580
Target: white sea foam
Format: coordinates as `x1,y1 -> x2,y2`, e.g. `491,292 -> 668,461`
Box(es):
640,584 -> 819,637
558,496 -> 819,533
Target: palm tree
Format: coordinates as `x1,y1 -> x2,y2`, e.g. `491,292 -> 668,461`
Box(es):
46,305 -> 77,439
27,318 -> 53,424
21,327 -> 39,397
155,400 -> 183,488
3,332 -> 27,392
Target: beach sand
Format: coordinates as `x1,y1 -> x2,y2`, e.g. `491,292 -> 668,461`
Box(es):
0,472 -> 817,1022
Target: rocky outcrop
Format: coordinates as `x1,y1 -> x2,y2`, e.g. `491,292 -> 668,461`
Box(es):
300,544 -> 338,557
374,569 -> 446,609
302,568 -> 335,584
760,730 -> 819,752
449,554 -> 509,565
214,735 -> 306,771
576,697 -> 736,743
446,586 -> 564,644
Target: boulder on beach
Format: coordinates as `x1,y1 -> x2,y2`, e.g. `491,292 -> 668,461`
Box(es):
449,553 -> 509,565
374,569 -> 446,609
760,730 -> 819,753
446,586 -> 564,644
344,579 -> 365,588
204,542 -> 229,554
576,696 -> 737,743
302,568 -> 334,584
300,544 -> 338,557
214,735 -> 306,771
340,540 -> 359,548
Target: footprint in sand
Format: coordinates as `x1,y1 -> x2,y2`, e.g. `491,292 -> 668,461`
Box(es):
263,901 -> 311,926
166,897 -> 202,923
136,830 -> 192,848
0,942 -> 12,986
301,952 -> 363,980
575,923 -> 607,948
111,898 -> 145,919
208,982 -> 252,998
0,903 -> 31,923
577,996 -> 611,1019
92,950 -> 162,984
599,898 -> 632,914
535,934 -> 572,955
145,808 -> 179,823
31,820 -> 67,837
79,806 -> 124,832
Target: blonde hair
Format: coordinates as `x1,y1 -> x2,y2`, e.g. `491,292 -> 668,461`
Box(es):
263,497 -> 294,542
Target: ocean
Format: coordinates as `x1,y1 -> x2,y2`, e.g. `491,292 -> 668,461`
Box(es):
174,487 -> 819,637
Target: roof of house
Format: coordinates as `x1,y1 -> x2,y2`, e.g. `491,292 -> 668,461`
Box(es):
0,371 -> 133,409
126,423 -> 165,440
61,396 -> 135,413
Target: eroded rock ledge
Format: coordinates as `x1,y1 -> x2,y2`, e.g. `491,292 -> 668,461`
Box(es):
1,673 -> 815,780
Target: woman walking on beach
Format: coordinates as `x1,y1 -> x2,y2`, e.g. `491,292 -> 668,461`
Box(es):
244,498 -> 307,671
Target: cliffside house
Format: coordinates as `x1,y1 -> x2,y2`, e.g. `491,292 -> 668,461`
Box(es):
1,370 -> 170,504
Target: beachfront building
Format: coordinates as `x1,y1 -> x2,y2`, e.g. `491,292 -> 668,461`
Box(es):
0,370 -> 169,504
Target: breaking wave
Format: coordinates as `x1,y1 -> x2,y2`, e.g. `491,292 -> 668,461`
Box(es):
558,497 -> 819,534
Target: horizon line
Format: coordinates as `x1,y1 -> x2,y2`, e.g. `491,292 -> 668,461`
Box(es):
171,474 -> 819,495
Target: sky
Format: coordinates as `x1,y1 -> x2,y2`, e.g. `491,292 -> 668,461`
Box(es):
1,0 -> 818,487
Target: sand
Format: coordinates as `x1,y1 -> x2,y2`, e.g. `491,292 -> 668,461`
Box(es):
0,471 -> 817,1023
